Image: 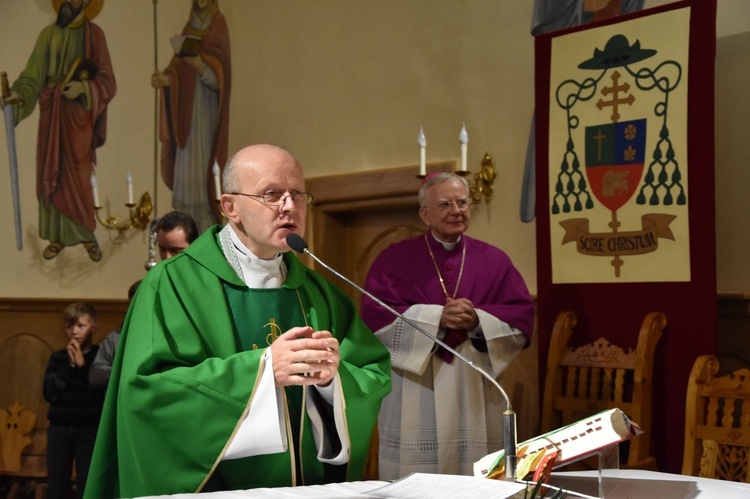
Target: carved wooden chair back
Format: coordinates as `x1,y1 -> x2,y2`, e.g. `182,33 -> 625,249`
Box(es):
0,401 -> 37,471
683,355 -> 750,481
541,310 -> 665,469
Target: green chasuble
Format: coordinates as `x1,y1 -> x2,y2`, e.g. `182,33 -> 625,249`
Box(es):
85,226 -> 391,498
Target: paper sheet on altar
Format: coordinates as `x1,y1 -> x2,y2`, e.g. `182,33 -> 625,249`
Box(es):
367,473 -> 526,498
135,474 -> 524,499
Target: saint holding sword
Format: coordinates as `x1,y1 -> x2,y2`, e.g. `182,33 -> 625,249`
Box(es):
0,0 -> 116,261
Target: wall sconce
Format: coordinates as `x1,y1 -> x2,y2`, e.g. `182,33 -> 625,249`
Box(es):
91,172 -> 153,235
457,151 -> 496,205
95,192 -> 153,234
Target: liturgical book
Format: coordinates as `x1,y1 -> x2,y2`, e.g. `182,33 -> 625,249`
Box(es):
474,408 -> 643,480
170,35 -> 202,57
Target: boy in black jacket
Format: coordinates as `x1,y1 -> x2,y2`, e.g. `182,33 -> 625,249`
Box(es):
43,302 -> 102,499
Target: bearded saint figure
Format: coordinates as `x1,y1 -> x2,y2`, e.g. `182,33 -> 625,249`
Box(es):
3,0 -> 116,261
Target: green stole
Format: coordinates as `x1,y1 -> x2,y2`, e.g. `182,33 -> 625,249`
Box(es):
222,282 -> 308,483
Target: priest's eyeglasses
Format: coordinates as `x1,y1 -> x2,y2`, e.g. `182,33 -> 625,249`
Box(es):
424,198 -> 471,213
231,191 -> 314,206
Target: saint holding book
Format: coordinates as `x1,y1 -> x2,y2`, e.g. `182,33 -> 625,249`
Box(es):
151,0 -> 231,232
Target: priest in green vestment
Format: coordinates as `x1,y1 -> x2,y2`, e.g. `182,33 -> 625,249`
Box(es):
85,144 -> 392,497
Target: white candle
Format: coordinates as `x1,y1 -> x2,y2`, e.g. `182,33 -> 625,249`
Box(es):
212,159 -> 222,201
459,124 -> 468,172
90,173 -> 100,207
417,128 -> 427,176
126,172 -> 134,205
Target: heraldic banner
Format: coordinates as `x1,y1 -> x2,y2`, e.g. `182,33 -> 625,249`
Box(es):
548,7 -> 690,284
534,0 -> 717,475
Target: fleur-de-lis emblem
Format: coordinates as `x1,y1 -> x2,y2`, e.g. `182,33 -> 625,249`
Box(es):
624,123 -> 637,140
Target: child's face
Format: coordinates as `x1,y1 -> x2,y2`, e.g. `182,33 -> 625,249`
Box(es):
65,314 -> 97,345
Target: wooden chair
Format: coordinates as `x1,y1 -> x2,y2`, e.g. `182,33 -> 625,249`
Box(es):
0,334 -> 53,498
0,401 -> 37,471
541,310 -> 665,470
683,355 -> 750,481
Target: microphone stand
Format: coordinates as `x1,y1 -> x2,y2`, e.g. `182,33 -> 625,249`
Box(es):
288,235 -> 517,481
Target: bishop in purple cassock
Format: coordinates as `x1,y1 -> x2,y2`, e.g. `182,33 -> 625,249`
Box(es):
362,172 -> 534,479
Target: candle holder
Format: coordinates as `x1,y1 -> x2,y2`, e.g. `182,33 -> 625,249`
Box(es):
95,191 -> 153,234
459,151 -> 496,205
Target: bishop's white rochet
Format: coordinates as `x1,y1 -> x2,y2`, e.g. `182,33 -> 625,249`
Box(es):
285,232 -> 518,481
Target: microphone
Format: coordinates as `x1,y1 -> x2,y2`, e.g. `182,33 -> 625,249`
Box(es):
286,233 -> 518,481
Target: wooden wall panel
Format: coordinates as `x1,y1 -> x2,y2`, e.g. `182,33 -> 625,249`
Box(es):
0,298 -> 128,351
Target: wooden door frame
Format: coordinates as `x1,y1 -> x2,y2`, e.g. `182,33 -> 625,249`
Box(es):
305,162 -> 454,279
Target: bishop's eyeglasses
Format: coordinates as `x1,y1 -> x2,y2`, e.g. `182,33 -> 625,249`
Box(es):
231,191 -> 314,206
423,198 -> 471,213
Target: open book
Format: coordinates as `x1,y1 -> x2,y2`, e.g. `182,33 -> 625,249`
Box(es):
474,408 -> 643,481
170,35 -> 202,57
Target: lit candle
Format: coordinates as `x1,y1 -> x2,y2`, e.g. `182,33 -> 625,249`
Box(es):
212,159 -> 222,201
418,128 -> 427,176
90,172 -> 100,207
459,124 -> 468,172
126,172 -> 134,205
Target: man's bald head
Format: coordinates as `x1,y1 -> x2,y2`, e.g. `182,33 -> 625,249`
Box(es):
220,144 -> 308,258
222,144 -> 299,194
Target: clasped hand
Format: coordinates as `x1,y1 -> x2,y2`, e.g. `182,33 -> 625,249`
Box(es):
271,326 -> 340,387
440,297 -> 479,332
67,339 -> 85,368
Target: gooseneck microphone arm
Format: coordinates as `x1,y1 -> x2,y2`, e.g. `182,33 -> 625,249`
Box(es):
286,233 -> 517,481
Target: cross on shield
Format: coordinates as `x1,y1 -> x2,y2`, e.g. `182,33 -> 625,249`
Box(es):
585,118 -> 647,212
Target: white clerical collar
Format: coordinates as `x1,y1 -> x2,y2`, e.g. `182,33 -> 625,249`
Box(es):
228,226 -> 286,289
430,231 -> 461,252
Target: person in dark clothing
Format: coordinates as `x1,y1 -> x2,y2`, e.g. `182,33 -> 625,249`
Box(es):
43,302 -> 103,499
88,280 -> 141,389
